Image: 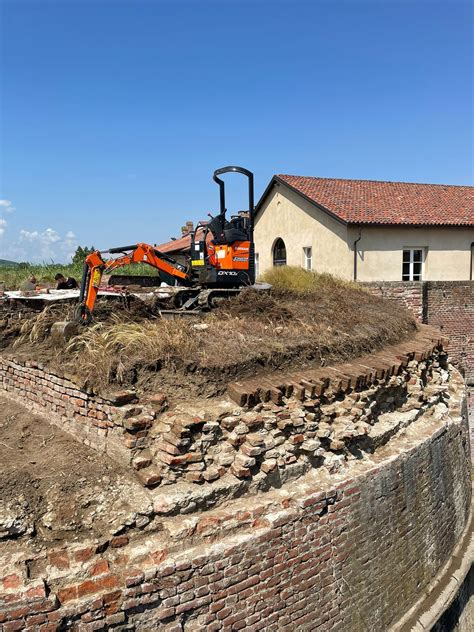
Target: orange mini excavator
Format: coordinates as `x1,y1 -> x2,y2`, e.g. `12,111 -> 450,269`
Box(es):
75,166 -> 257,323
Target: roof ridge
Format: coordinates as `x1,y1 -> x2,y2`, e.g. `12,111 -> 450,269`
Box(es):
276,174 -> 474,189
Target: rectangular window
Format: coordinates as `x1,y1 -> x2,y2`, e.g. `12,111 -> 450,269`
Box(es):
255,253 -> 259,279
303,247 -> 312,271
402,248 -> 424,281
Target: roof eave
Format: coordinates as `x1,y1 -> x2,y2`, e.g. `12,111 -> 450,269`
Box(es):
255,176 -> 348,226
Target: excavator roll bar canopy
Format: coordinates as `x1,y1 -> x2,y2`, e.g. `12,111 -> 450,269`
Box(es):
213,166 -> 255,220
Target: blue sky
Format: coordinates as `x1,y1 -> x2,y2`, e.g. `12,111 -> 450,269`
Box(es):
0,0 -> 472,263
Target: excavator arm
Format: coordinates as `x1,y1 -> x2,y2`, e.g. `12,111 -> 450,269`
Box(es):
75,243 -> 193,323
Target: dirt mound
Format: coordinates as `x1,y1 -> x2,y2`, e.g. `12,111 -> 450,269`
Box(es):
1,276 -> 417,401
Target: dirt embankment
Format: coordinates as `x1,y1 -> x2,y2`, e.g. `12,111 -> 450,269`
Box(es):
1,275 -> 417,401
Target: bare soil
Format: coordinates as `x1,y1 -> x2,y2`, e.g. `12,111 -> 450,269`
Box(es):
0,396 -> 151,552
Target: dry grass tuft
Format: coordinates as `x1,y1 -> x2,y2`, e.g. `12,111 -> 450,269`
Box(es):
217,287 -> 293,321
66,317 -> 197,388
261,266 -> 358,294
13,304 -> 76,346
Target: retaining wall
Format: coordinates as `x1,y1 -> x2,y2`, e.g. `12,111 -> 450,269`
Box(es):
0,298 -> 41,350
0,319 -> 472,630
0,326 -> 454,500
0,367 -> 470,631
362,281 -> 474,384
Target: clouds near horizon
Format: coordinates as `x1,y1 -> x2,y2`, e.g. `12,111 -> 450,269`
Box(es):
0,198 -> 79,262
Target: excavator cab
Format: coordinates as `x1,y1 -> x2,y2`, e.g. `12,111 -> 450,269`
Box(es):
190,166 -> 255,287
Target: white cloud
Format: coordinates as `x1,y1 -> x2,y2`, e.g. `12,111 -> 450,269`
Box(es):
0,199 -> 80,262
20,227 -> 61,245
0,200 -> 15,213
0,199 -> 13,240
14,227 -> 78,262
64,230 -> 76,245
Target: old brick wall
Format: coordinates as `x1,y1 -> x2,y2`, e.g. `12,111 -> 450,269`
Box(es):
0,367 -> 471,631
0,298 -> 40,319
363,281 -> 474,383
0,327 -> 453,499
1,310 -> 472,630
0,298 -> 41,350
468,388 -> 474,462
0,356 -> 138,464
425,282 -> 474,385
362,281 -> 424,320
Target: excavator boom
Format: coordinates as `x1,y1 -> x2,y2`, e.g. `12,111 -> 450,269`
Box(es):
76,243 -> 192,323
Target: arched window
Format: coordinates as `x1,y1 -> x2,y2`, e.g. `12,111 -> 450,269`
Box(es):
273,238 -> 287,266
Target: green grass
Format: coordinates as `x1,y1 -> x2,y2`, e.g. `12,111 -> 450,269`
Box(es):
0,262 -> 161,290
261,265 -> 358,293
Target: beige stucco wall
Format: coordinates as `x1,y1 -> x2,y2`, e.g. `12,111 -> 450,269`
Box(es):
255,184 -> 473,282
350,225 -> 473,281
254,185 -> 352,279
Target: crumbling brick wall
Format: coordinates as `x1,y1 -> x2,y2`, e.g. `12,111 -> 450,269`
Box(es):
0,327 -> 452,502
425,282 -> 474,385
362,281 -> 474,383
362,281 -> 424,320
0,368 -> 470,631
0,297 -> 39,316
0,356 -> 163,484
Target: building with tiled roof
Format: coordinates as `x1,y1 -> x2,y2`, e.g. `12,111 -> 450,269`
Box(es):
254,175 -> 474,281
156,226 -> 206,255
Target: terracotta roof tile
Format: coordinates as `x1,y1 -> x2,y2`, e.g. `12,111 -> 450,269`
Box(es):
275,175 -> 474,226
156,227 -> 206,254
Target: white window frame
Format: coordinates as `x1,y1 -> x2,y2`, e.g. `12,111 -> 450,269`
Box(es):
303,246 -> 312,271
402,248 -> 425,281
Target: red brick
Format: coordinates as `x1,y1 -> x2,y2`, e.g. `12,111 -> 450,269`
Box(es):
77,579 -> 97,598
70,545 -> 94,563
110,535 -> 129,548
90,560 -> 109,576
25,583 -> 47,600
57,585 -> 78,603
4,621 -> 26,632
26,614 -> 48,626
2,573 -> 22,590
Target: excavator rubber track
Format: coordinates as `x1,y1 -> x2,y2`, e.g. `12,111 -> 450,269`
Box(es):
156,284 -> 269,318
